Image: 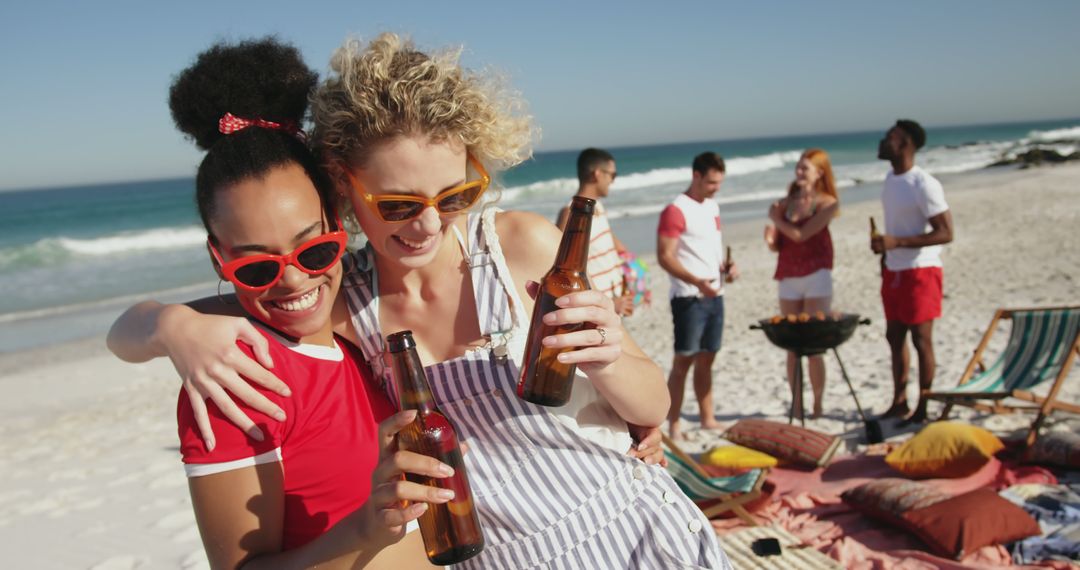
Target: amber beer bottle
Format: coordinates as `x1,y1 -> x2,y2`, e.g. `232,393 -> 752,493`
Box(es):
723,246 -> 734,283
870,216 -> 881,239
386,330 -> 484,565
517,195 -> 594,406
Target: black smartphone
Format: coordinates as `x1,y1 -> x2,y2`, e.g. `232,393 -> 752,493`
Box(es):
751,537 -> 782,557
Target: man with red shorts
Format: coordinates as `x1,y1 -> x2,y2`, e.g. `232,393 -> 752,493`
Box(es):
872,119 -> 954,424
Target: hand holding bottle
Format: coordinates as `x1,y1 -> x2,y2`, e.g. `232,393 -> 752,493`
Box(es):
520,196 -> 608,406
536,289 -> 624,375
869,216 -> 897,253
723,246 -> 737,283
387,331 -> 484,565
364,410 -> 457,539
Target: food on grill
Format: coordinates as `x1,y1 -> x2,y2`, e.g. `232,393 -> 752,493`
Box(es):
767,312 -> 842,323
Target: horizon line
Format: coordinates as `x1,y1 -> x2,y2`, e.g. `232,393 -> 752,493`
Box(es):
4,115 -> 1077,194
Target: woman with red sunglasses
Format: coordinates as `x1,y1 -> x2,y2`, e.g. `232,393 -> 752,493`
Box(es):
118,38 -> 455,569
111,34 -> 730,568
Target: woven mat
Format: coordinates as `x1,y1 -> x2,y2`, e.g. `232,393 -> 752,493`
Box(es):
719,525 -> 842,569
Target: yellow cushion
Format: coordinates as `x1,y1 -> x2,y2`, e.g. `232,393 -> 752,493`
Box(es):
885,421 -> 1004,478
701,444 -> 778,469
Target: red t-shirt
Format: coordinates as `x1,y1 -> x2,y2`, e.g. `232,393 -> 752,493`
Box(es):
177,327 -> 394,549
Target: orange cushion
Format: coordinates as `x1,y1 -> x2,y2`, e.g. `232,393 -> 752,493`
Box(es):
885,421 -> 1004,478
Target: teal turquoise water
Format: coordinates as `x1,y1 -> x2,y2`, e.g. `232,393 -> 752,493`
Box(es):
2,118 -> 1077,350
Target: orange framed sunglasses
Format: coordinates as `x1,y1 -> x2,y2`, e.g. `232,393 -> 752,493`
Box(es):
343,154 -> 491,223
209,227 -> 348,293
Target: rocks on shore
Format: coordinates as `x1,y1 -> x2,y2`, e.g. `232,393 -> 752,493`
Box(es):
989,146 -> 1080,168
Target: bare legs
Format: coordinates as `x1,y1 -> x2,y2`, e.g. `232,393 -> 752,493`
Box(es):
882,320 -> 911,418
694,351 -> 721,429
882,319 -> 936,422
780,296 -> 831,418
907,321 -> 936,422
667,351 -> 719,440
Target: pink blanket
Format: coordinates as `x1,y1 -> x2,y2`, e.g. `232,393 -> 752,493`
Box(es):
712,454 -> 1072,569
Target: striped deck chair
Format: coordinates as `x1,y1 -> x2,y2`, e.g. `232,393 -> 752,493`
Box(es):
924,305 -> 1080,445
662,434 -> 767,525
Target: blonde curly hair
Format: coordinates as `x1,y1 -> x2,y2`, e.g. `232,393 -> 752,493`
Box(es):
312,33 -> 535,178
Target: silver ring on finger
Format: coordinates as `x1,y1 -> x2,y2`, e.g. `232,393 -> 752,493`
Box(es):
596,327 -> 607,345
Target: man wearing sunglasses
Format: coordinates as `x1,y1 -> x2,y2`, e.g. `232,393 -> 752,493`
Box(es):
556,148 -> 635,317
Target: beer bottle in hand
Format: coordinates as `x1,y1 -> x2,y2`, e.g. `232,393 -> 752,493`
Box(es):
517,195 -> 594,407
386,330 -> 484,565
870,216 -> 881,239
723,245 -> 734,283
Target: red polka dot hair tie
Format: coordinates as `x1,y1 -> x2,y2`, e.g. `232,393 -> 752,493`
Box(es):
218,112 -> 306,141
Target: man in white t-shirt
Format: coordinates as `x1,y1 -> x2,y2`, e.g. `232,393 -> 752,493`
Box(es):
872,120 -> 954,424
657,152 -> 738,440
557,148 -> 635,316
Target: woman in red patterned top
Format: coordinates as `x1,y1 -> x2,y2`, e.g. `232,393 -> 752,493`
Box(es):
764,149 -> 839,418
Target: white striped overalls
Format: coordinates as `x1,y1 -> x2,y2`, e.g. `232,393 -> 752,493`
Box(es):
343,208 -> 732,569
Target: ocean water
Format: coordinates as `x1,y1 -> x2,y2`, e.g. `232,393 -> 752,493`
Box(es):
2,118 -> 1078,351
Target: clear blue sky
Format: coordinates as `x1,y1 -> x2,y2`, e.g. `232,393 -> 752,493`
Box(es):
2,0 -> 1078,191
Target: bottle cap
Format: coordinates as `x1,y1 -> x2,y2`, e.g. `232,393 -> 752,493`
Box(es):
386,330 -> 416,353
571,195 -> 595,214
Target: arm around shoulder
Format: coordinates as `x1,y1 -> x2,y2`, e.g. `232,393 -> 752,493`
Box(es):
107,296 -> 245,362
108,302 -> 196,363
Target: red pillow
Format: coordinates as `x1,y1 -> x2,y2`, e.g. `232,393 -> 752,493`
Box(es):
723,419 -> 841,467
901,487 -> 1041,559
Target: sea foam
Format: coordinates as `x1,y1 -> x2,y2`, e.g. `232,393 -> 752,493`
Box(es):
500,149 -> 801,205
57,226 -> 206,255
1027,125 -> 1080,142
0,226 -> 206,270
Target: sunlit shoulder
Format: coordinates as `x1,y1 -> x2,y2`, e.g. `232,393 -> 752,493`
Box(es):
494,209 -> 560,280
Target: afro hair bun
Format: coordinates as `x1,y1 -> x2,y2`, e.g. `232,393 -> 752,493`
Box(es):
169,37 -> 317,151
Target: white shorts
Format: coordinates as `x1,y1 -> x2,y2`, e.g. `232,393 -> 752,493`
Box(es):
778,268 -> 833,300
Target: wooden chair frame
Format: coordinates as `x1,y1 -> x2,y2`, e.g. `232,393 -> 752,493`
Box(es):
923,305 -> 1080,445
661,434 -> 767,525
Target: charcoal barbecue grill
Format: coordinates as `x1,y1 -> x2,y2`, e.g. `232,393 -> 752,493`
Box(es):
750,313 -> 883,443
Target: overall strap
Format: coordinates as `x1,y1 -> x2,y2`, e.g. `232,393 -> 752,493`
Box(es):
460,207 -> 522,338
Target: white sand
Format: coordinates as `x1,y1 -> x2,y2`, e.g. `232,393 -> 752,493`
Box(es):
1,163 -> 1078,568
